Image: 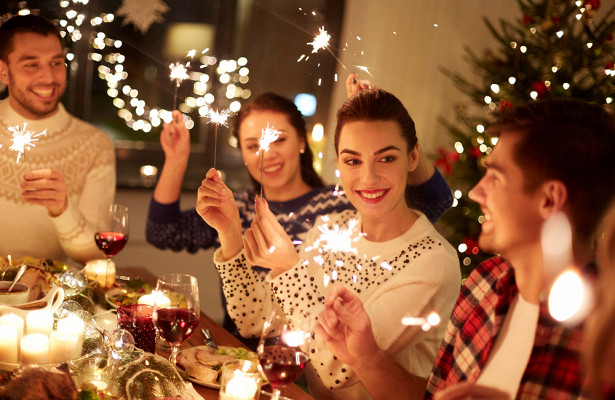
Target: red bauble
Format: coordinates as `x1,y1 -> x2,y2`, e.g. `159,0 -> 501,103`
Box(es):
605,61 -> 614,70
552,16 -> 561,26
522,14 -> 533,25
532,81 -> 549,98
470,147 -> 482,158
586,0 -> 600,10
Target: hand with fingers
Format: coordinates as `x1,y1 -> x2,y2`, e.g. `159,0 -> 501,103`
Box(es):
315,284 -> 380,368
243,196 -> 300,275
346,73 -> 373,98
196,168 -> 243,259
433,382 -> 511,400
20,168 -> 68,217
160,110 -> 191,166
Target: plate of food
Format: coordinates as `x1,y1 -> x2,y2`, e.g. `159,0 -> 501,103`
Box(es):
105,277 -> 153,308
177,345 -> 264,389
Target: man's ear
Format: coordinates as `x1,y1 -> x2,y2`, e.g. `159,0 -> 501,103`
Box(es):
407,143 -> 419,173
0,60 -> 9,86
539,180 -> 568,217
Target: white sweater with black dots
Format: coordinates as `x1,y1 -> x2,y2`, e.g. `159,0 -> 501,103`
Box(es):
214,210 -> 461,400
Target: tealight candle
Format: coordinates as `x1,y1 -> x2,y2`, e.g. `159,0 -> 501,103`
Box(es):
138,290 -> 171,308
0,313 -> 24,342
49,330 -> 78,363
219,361 -> 261,400
83,259 -> 116,288
26,309 -> 53,336
0,325 -> 18,364
20,333 -> 49,364
57,315 -> 84,358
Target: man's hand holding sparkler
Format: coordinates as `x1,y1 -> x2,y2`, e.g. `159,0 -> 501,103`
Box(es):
196,168 -> 243,261
346,73 -> 372,98
243,196 -> 300,276
20,169 -> 68,217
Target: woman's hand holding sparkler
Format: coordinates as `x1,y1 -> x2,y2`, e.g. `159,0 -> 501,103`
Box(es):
160,111 -> 190,167
154,111 -> 192,204
315,284 -> 379,368
196,168 -> 243,260
243,196 -> 300,276
20,169 -> 68,217
346,73 -> 372,98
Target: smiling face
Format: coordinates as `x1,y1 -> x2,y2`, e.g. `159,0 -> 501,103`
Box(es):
337,120 -> 418,227
469,132 -> 544,259
0,32 -> 66,119
238,110 -> 309,200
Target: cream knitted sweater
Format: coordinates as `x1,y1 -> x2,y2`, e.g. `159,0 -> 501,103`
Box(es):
0,100 -> 115,264
215,210 -> 461,400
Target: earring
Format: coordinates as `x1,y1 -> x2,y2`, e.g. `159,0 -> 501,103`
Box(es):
300,148 -> 305,154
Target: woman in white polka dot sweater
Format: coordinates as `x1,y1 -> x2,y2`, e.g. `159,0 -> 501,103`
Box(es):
198,89 -> 461,400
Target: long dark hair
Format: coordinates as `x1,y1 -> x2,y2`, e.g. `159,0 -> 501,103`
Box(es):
233,92 -> 324,192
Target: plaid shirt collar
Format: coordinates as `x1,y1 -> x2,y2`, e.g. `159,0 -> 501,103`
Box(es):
426,257 -> 591,399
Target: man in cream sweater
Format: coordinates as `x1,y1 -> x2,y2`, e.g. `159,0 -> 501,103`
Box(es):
0,14 -> 115,264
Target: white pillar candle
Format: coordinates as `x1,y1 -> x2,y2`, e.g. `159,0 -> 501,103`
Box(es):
20,333 -> 49,364
0,313 -> 24,342
83,259 -> 116,288
56,315 -> 84,358
26,309 -> 53,336
0,325 -> 18,364
138,290 -> 171,308
49,330 -> 78,363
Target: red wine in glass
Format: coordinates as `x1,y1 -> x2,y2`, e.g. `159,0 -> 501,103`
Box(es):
95,231 -> 128,257
258,345 -> 309,387
154,308 -> 199,346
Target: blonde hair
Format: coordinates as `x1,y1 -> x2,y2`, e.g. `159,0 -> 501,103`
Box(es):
584,203 -> 615,397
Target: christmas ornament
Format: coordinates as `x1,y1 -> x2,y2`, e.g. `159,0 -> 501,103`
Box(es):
116,0 -> 169,35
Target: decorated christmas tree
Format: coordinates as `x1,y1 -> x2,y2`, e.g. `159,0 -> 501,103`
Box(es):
436,0 -> 615,277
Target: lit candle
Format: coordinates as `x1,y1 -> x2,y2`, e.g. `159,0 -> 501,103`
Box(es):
20,333 -> 49,364
138,290 -> 171,308
26,309 -> 53,336
57,315 -> 84,358
220,369 -> 260,400
0,313 -> 24,342
49,330 -> 78,363
83,259 -> 116,288
0,325 -> 18,363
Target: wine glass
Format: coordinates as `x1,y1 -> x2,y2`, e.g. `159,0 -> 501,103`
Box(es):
152,274 -> 200,365
257,309 -> 311,400
94,203 -> 128,287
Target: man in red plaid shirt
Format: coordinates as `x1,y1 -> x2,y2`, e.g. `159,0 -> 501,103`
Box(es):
316,98 -> 615,399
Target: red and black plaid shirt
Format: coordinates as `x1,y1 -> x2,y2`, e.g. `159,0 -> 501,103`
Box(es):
425,257 -> 591,399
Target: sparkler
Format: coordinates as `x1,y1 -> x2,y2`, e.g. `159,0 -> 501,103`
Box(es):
257,123 -> 282,198
300,26 -> 347,72
7,123 -> 47,164
206,108 -> 231,169
169,62 -> 189,110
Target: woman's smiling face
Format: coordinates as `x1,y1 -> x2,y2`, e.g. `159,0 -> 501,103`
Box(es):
336,120 -> 417,222
238,110 -> 307,199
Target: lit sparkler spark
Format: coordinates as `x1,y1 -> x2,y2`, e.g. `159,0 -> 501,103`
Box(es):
169,62 -> 189,110
169,62 -> 189,86
308,26 -> 331,53
355,65 -> 373,77
8,123 -> 47,164
257,123 -> 282,197
186,49 -> 197,58
402,312 -> 441,332
313,218 -> 359,254
207,109 -> 231,127
257,123 -> 282,154
206,108 -> 232,169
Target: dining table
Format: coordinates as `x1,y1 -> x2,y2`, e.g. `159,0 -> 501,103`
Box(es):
117,266 -> 315,400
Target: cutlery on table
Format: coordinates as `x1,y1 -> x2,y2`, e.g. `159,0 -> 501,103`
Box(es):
201,328 -> 219,350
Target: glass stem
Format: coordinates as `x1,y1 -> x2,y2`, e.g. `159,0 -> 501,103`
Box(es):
170,344 -> 179,366
105,257 -> 111,288
271,388 -> 281,400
